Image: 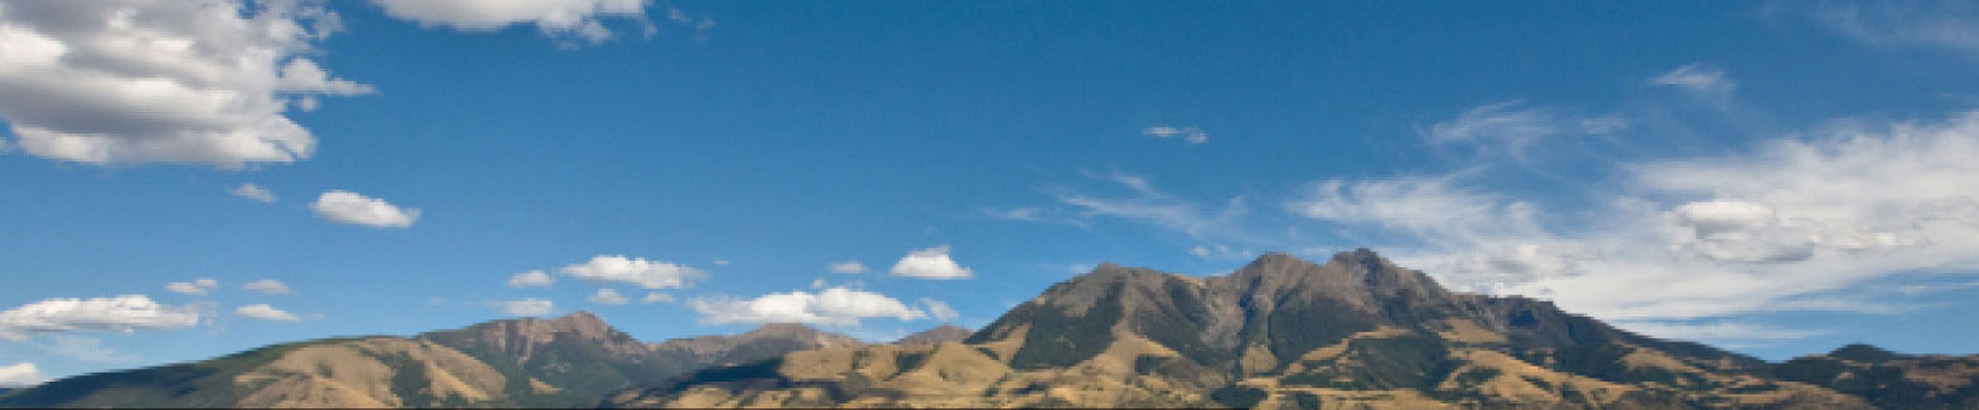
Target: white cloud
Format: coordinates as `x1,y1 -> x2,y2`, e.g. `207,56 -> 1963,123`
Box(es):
506,270 -> 555,288
493,298 -> 554,316
230,184 -> 277,203
1052,171 -> 1254,242
1649,63 -> 1735,96
0,1 -> 367,168
919,298 -> 959,322
369,0 -> 652,44
558,255 -> 705,289
165,278 -> 219,295
1141,125 -> 1209,144
242,279 -> 292,295
687,287 -> 927,326
1426,101 -> 1626,167
663,5 -> 716,32
888,245 -> 973,279
827,260 -> 868,274
810,278 -> 828,289
1608,320 -> 1831,342
1292,175 -> 1545,245
1292,110 -> 1979,341
588,288 -> 628,305
310,190 -> 420,228
0,295 -> 201,340
982,207 -> 1043,221
1805,1 -> 1979,58
641,291 -> 673,304
234,304 -> 300,322
1189,244 -> 1257,260
712,258 -> 730,266
0,362 -> 47,388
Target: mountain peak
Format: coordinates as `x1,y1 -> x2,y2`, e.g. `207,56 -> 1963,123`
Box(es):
895,325 -> 972,346
549,310 -> 604,325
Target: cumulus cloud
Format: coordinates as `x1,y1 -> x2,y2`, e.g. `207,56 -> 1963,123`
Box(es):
588,288 -> 629,305
310,190 -> 420,228
234,304 -> 300,322
641,292 -> 673,304
493,298 -> 553,316
558,255 -> 705,289
230,184 -> 277,203
0,1 -> 369,168
165,278 -> 219,295
506,270 -> 554,288
0,295 -> 201,340
0,362 -> 48,388
827,260 -> 868,274
242,279 -> 292,295
887,245 -> 973,279
688,287 -> 927,326
369,0 -> 653,44
919,298 -> 959,322
1141,125 -> 1209,144
1649,63 -> 1736,96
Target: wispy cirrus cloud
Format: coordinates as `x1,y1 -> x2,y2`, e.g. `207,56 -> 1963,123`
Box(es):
1142,125 -> 1209,144
1649,64 -> 1736,96
1799,0 -> 1979,58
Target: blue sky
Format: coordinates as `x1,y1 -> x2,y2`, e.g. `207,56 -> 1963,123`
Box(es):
6,0 -> 1979,384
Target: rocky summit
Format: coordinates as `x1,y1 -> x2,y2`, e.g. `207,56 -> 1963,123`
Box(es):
6,250 -> 1978,409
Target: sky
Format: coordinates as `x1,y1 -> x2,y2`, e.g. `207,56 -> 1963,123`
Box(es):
5,0 -> 1979,385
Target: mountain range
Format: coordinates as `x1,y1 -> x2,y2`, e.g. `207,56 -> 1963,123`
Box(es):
4,250 -> 1977,409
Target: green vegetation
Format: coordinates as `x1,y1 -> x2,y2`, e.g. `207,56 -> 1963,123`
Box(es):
1133,355 -> 1172,375
1288,391 -> 1323,410
1829,344 -> 1905,363
1208,386 -> 1267,409
894,351 -> 930,373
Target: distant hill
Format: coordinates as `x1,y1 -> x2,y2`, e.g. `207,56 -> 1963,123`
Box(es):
894,325 -> 972,347
1768,344 -> 1979,409
6,250 -> 1975,409
0,312 -> 858,408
